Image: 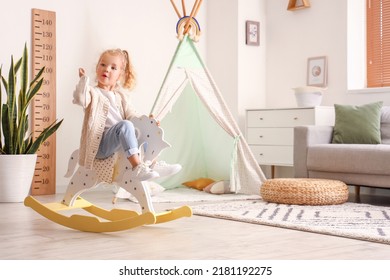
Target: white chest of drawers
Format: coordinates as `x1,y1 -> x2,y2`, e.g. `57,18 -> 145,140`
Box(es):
246,107 -> 335,167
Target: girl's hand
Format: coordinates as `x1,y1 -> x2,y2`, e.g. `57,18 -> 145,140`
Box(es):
79,68 -> 85,78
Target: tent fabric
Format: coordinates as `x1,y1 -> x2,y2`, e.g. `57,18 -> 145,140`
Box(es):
150,35 -> 266,194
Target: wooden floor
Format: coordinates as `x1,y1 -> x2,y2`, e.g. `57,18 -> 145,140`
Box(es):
0,190 -> 389,260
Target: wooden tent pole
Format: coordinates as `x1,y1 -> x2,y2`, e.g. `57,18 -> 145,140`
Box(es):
193,0 -> 203,18
184,0 -> 201,34
170,0 -> 182,18
181,0 -> 187,16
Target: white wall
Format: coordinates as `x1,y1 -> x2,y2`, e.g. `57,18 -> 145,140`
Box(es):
266,0 -> 390,107
206,0 -> 266,129
0,0 -> 206,192
237,0 -> 267,128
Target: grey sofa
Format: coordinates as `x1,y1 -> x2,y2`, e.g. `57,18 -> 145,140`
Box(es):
294,106 -> 390,195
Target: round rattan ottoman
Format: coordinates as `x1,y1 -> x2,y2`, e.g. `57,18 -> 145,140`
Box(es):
260,178 -> 349,205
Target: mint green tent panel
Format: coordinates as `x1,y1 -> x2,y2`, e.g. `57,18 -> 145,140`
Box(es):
156,84 -> 234,189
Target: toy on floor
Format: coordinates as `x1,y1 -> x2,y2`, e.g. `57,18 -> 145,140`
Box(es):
24,115 -> 192,232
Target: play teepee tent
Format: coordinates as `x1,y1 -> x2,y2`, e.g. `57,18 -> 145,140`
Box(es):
149,1 -> 266,194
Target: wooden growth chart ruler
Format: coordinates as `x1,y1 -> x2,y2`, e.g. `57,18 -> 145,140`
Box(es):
31,8 -> 57,195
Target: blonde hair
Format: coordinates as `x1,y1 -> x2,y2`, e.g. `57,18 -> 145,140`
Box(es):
97,48 -> 136,90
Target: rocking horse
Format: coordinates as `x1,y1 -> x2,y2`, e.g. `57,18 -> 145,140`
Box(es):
24,0 -> 207,232
24,115 -> 192,232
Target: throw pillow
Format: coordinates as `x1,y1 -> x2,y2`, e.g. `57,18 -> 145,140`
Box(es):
182,178 -> 215,190
203,180 -> 231,194
332,101 -> 383,144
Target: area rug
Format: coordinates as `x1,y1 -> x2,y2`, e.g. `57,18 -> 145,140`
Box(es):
150,187 -> 260,203
192,200 -> 390,245
122,187 -> 260,203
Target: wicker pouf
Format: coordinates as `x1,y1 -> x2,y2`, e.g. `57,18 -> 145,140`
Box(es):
260,178 -> 349,206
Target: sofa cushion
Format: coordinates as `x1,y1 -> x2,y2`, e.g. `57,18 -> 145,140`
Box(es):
332,102 -> 383,144
307,144 -> 390,175
381,106 -> 390,144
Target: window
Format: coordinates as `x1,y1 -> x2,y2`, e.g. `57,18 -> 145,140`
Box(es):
367,0 -> 390,87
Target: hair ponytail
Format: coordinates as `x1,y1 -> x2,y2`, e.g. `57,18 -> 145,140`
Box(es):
121,50 -> 136,90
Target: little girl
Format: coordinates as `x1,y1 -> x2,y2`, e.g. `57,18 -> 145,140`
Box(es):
73,48 -> 180,181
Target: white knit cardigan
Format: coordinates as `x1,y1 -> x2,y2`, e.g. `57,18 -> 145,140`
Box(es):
73,76 -> 137,169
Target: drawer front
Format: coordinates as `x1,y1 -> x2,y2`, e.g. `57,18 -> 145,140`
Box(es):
249,145 -> 293,166
247,109 -> 315,127
247,128 -> 293,145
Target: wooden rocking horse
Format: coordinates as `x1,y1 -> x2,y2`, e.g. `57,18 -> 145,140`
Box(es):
24,115 -> 192,232
24,0 -> 206,233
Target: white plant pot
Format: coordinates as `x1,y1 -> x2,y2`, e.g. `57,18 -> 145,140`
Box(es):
295,92 -> 323,107
293,86 -> 325,107
0,154 -> 37,203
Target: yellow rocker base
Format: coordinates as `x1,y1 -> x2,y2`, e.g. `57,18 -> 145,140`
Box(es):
24,196 -> 192,233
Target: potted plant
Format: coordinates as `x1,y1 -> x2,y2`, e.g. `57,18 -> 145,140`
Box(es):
0,44 -> 63,202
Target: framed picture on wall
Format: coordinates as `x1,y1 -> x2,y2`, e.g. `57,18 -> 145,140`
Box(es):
246,21 -> 260,46
307,56 -> 328,87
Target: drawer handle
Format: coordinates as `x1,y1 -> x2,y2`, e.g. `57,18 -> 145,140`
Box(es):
294,117 -> 298,120
259,153 -> 264,156
259,117 -> 264,120
259,135 -> 263,138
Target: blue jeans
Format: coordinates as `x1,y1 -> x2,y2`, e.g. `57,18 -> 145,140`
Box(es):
95,120 -> 139,159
